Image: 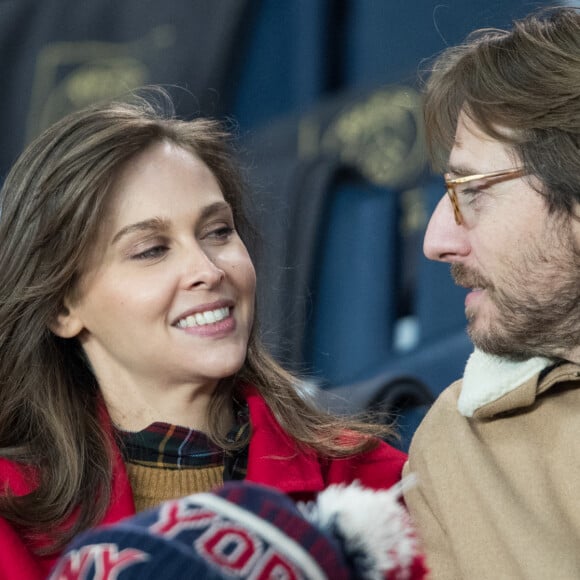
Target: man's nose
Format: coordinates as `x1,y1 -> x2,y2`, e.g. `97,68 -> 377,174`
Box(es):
423,195 -> 470,263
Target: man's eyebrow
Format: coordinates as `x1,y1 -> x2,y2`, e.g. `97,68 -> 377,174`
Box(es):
447,164 -> 479,177
111,218 -> 169,245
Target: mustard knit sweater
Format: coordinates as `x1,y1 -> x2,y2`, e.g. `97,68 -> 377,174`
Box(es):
125,462 -> 224,513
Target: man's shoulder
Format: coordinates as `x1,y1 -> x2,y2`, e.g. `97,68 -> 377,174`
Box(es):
408,359 -> 580,462
415,380 -> 463,433
405,378 -> 471,469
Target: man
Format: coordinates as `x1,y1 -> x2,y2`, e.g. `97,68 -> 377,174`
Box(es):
403,7 -> 580,579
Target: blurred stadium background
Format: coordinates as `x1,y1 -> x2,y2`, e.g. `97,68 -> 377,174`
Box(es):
0,0 -> 563,448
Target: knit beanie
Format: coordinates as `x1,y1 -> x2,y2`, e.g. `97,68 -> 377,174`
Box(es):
50,479 -> 426,579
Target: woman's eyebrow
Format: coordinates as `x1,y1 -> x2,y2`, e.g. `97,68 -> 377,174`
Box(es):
199,200 -> 233,220
110,202 -> 233,245
111,217 -> 169,245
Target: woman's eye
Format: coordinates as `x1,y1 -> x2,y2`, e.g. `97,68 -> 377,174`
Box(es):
207,226 -> 235,241
132,245 -> 168,260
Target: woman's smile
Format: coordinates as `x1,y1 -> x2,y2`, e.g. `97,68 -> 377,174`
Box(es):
173,303 -> 237,337
174,305 -> 231,329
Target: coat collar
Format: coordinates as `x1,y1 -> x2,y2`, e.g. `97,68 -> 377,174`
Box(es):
242,385 -> 326,494
0,386 -> 324,572
458,349 -> 554,417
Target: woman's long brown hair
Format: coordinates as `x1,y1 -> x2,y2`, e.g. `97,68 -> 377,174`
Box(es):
0,90 -> 393,553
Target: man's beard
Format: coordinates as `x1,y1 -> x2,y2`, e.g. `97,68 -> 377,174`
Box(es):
450,232 -> 580,361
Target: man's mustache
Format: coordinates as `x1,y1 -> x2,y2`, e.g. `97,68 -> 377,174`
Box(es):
451,264 -> 493,291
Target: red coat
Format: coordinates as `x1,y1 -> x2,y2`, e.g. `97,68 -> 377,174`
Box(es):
0,386 -> 406,578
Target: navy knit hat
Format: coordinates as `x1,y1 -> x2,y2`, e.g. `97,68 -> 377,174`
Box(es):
50,480 -> 426,579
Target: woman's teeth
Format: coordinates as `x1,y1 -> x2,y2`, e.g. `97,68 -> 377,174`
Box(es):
176,307 -> 230,328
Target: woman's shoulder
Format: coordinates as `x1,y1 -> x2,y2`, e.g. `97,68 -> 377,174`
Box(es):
0,516 -> 46,579
242,383 -> 407,489
0,461 -> 45,578
0,458 -> 37,496
324,436 -> 407,490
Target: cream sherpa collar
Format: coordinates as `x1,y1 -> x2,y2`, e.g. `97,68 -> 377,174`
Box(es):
457,349 -> 554,417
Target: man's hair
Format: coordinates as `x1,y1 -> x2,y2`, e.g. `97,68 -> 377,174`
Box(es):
423,7 -> 580,214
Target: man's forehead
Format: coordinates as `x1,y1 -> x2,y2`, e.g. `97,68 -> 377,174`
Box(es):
449,112 -> 518,172
454,112 -> 497,145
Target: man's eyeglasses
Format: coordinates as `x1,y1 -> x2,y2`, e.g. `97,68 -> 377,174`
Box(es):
444,167 -> 525,225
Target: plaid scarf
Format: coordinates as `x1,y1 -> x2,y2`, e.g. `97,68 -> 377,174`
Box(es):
115,403 -> 249,481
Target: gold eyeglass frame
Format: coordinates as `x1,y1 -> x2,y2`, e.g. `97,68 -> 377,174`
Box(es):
445,167 -> 525,225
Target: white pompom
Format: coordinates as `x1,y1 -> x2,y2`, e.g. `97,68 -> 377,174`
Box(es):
300,476 -> 420,580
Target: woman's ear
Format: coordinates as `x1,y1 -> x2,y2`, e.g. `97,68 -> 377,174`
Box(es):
49,302 -> 85,338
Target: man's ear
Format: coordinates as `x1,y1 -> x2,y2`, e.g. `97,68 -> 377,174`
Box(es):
49,301 -> 85,338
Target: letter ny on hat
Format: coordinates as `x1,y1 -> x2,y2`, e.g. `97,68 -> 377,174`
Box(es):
50,479 -> 426,579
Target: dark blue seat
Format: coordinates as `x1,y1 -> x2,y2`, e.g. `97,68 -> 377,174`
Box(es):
231,0 -> 332,132
319,329 -> 473,451
306,180 -> 400,385
241,83 -> 427,385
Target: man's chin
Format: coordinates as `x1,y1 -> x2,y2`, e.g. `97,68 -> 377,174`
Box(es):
468,324 -> 536,361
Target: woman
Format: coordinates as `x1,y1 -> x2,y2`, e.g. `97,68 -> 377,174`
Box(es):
0,91 -> 407,577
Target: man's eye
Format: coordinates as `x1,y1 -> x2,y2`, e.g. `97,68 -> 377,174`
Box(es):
460,187 -> 480,197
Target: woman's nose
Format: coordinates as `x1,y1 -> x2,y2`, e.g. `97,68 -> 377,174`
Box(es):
181,244 -> 225,290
